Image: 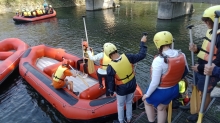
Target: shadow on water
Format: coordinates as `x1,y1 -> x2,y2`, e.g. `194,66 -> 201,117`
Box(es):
13,17 -> 58,25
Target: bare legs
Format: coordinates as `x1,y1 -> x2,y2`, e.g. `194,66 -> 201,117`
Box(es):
144,100 -> 168,123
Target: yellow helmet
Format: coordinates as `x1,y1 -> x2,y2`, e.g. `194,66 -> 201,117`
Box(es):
103,43 -> 117,57
203,5 -> 220,23
153,31 -> 173,49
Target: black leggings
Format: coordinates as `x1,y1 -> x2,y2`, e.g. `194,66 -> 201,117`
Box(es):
77,59 -> 88,74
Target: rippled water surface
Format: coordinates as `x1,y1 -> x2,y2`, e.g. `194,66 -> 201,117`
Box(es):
0,1 -> 215,123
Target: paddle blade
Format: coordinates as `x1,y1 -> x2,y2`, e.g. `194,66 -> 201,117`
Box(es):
167,101 -> 172,123
190,86 -> 200,114
88,59 -> 95,74
197,112 -> 204,123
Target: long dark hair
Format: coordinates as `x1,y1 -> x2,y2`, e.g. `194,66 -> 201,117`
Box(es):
158,44 -> 171,64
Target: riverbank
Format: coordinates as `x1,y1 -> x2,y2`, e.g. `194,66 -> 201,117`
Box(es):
0,0 -> 85,14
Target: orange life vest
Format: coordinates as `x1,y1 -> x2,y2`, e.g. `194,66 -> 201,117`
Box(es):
151,53 -> 185,87
160,53 -> 185,87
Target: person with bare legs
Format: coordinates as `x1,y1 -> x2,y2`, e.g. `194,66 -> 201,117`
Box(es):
142,31 -> 188,123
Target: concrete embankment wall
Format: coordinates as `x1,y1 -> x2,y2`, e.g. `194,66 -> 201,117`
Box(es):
0,0 -> 85,14
158,2 -> 193,19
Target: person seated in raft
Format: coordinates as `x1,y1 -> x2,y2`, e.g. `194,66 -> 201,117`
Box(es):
35,7 -> 44,16
52,59 -> 79,95
21,8 -> 26,17
22,9 -> 35,18
15,9 -> 20,16
66,81 -> 79,96
76,41 -> 90,78
47,5 -> 54,14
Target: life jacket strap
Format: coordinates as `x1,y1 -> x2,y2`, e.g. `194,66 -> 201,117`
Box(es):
53,75 -> 64,81
200,48 -> 217,56
116,71 -> 133,81
202,37 -> 211,42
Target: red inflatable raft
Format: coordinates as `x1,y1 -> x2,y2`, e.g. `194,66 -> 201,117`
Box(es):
0,38 -> 29,84
19,45 -> 143,122
13,10 -> 56,23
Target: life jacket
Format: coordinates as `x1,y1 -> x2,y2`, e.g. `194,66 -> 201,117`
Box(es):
36,9 -> 43,16
197,29 -> 220,61
178,80 -> 186,94
158,53 -> 185,87
84,50 -> 89,58
31,11 -> 36,16
53,65 -> 67,82
42,9 -> 46,14
100,52 -> 111,70
109,54 -> 134,85
23,11 -> 32,17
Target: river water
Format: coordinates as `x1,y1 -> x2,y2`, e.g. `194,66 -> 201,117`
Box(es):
0,1 -> 215,123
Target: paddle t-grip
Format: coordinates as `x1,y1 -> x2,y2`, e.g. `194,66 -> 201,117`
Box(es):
187,25 -> 194,29
143,32 -> 148,36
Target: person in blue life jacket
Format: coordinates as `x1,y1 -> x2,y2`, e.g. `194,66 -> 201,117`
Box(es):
86,43 -> 112,96
180,5 -> 220,122
105,35 -> 147,123
142,31 -> 189,123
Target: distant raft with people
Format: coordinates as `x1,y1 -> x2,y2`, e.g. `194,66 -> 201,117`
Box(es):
13,6 -> 56,23
19,44 -> 143,122
0,38 -> 29,84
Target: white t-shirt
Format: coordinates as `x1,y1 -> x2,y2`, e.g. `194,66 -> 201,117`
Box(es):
87,51 -> 107,75
145,49 -> 189,97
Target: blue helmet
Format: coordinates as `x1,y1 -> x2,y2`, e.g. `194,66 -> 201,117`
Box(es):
43,3 -> 48,7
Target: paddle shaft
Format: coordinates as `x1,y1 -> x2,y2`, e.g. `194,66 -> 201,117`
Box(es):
198,11 -> 220,122
82,16 -> 89,47
62,57 -> 89,87
187,25 -> 196,85
81,38 -> 85,64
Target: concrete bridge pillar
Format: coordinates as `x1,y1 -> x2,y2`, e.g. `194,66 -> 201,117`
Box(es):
86,0 -> 114,10
158,2 -> 193,19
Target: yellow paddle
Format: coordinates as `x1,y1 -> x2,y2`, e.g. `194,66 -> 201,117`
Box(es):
187,25 -> 200,114
167,101 -> 172,123
197,10 -> 220,123
82,16 -> 95,74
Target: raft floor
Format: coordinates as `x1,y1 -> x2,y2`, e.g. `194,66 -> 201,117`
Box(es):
36,57 -> 99,94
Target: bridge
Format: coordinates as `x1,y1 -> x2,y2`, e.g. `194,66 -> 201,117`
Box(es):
85,0 -> 220,19
159,0 -> 220,4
